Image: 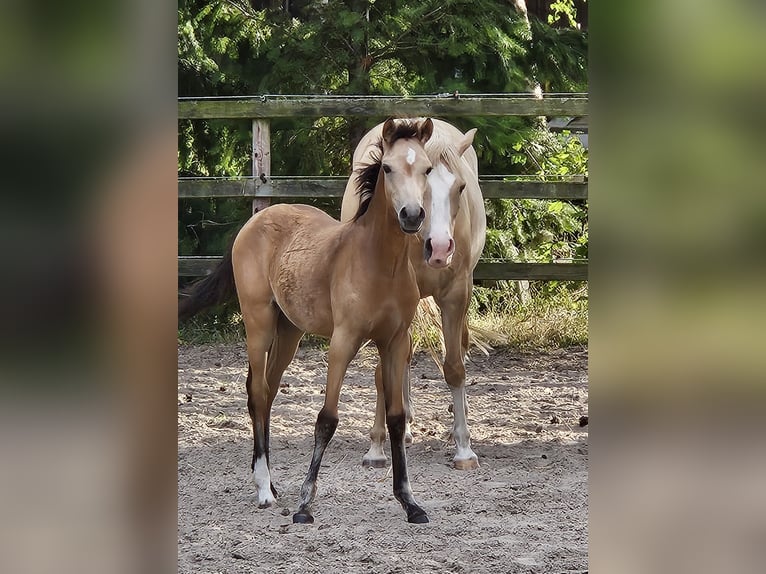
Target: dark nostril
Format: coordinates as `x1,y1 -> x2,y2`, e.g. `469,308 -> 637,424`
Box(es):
399,207 -> 408,220
418,207 -> 425,222
424,238 -> 433,259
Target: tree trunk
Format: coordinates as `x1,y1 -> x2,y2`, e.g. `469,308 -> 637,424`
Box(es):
346,1 -> 372,155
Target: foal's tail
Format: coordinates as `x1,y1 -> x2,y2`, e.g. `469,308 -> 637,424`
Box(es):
178,244 -> 237,322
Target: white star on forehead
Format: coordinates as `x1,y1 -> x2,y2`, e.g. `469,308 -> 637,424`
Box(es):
406,147 -> 416,165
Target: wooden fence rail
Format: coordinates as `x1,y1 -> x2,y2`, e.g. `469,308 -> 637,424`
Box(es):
178,177 -> 587,200
179,94 -> 588,282
178,94 -> 588,119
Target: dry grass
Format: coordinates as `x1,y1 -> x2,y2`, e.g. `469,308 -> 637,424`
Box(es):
179,287 -> 588,353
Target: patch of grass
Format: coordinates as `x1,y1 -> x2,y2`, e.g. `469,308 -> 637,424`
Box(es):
178,313 -> 245,346
178,311 -> 329,348
469,282 -> 588,350
179,283 -> 588,352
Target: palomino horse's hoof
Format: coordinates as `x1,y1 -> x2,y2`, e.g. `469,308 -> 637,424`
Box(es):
292,511 -> 314,524
453,457 -> 480,471
362,457 -> 388,468
407,508 -> 429,524
258,500 -> 273,509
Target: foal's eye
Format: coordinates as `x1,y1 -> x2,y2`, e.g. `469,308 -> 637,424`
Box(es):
459,184 -> 466,194
382,164 -> 391,174
425,167 -> 433,175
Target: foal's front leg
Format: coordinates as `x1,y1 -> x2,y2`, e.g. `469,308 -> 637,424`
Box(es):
381,330 -> 428,524
293,331 -> 361,524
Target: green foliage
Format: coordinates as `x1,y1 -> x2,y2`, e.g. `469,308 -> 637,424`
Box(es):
483,129 -> 587,267
547,1 -> 582,28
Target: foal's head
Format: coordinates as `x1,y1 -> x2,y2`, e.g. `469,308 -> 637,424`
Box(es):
421,126 -> 477,268
380,118 -> 434,234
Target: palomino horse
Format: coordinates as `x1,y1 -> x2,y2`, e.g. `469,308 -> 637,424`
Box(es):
179,119 -> 434,524
340,118 -> 487,470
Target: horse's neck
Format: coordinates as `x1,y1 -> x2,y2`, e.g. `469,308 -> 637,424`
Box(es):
359,174 -> 408,263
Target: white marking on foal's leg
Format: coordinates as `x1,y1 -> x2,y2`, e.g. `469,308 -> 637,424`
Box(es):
406,147 -> 416,165
450,386 -> 479,469
252,455 -> 276,507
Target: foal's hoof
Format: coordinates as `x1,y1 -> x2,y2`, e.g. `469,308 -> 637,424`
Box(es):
362,456 -> 388,468
407,508 -> 429,524
453,456 -> 480,471
292,511 -> 314,524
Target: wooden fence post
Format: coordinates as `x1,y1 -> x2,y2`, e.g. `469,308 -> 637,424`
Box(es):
252,119 -> 271,213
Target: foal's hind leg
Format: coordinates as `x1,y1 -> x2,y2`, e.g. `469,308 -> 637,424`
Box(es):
262,312 -> 304,498
243,304 -> 279,508
437,289 -> 479,470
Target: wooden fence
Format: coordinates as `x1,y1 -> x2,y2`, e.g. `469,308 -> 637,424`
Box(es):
178,94 -> 587,281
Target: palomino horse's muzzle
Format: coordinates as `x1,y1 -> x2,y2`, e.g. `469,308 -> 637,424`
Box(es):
398,205 -> 426,234
424,236 -> 455,268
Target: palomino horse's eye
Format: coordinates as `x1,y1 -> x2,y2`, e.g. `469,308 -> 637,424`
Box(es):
425,167 -> 432,175
382,164 -> 392,174
459,184 -> 466,194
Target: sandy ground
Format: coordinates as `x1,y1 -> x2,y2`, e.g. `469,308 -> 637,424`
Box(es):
178,343 -> 588,574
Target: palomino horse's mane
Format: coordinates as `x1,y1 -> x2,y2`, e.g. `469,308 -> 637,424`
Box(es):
351,120 -> 423,222
422,120 -> 467,175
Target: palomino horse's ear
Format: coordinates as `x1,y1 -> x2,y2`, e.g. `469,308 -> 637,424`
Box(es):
417,118 -> 434,145
382,118 -> 397,145
456,128 -> 477,156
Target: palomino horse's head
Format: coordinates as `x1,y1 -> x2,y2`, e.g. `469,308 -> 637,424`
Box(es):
421,127 -> 477,268
380,118 -> 434,234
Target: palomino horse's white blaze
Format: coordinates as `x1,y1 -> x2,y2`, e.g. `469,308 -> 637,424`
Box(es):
406,147 -> 416,165
426,162 -> 457,266
253,455 -> 275,508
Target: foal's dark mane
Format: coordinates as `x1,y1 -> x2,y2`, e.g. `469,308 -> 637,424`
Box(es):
352,120 -> 421,222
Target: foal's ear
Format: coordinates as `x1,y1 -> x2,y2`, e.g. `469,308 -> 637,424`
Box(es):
382,118 -> 397,145
417,118 -> 434,145
456,128 -> 477,156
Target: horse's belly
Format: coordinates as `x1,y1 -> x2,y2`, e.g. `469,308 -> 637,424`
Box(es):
271,249 -> 334,338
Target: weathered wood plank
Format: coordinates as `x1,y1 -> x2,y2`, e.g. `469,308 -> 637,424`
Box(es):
179,256 -> 587,281
479,180 -> 587,200
178,96 -> 588,119
178,178 -> 587,200
252,119 -> 271,213
473,262 -> 588,281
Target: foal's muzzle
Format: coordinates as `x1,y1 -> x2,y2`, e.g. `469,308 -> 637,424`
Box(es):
398,206 -> 426,234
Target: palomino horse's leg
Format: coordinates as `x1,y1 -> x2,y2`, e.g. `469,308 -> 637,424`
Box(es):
380,329 -> 428,524
243,304 -> 279,508
362,331 -> 413,468
262,312 -> 304,498
437,290 -> 479,470
293,331 -> 361,524
403,329 -> 415,444
361,364 -> 388,467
